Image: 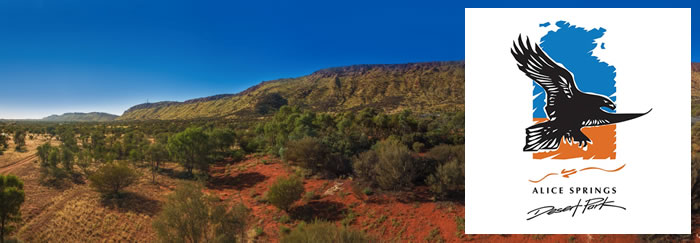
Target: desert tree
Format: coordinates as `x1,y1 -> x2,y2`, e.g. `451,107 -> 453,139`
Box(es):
0,133 -> 7,154
57,129 -> 78,152
167,127 -> 212,175
128,149 -> 145,166
122,131 -> 148,165
208,128 -> 235,154
36,142 -> 52,164
59,145 -> 75,173
12,131 -> 25,152
87,131 -> 108,162
38,145 -> 69,183
0,174 -> 25,243
146,143 -> 169,183
76,149 -> 94,177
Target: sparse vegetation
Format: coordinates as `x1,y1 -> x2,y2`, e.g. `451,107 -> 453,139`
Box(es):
280,220 -> 375,243
425,227 -> 444,243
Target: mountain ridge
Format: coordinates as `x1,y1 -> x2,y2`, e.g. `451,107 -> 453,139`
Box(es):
42,112 -> 119,122
118,60 -> 465,121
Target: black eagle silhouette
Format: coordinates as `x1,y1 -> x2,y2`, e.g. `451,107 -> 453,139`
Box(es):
511,35 -> 650,152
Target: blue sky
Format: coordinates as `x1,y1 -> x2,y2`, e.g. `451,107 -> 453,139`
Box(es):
0,0 -> 697,119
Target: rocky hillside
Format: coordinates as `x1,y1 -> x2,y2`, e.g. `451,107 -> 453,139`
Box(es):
692,63 -> 700,101
118,61 -> 465,120
690,63 -> 699,116
42,112 -> 119,122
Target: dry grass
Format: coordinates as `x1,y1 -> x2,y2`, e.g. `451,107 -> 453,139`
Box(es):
0,134 -> 53,167
1,140 -> 189,242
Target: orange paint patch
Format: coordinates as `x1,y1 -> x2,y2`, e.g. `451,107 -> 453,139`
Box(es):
532,118 -> 616,159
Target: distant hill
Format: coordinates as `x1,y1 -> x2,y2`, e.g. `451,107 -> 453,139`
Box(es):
119,61 -> 465,120
42,112 -> 119,122
693,63 -> 700,102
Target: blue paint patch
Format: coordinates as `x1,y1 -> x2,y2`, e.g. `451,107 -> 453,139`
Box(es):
532,20 -> 616,118
601,42 -> 606,49
539,22 -> 551,27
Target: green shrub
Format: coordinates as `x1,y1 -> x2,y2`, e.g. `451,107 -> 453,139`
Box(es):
422,144 -> 465,198
207,128 -> 236,154
153,182 -> 249,243
352,150 -> 377,183
352,140 -> 419,191
420,144 -> 465,181
372,140 -> 418,190
239,136 -> 261,153
426,159 -> 465,199
285,137 -> 347,177
425,144 -> 464,164
281,220 -> 375,243
412,142 -> 425,153
0,174 -> 25,242
228,150 -> 245,162
88,162 -> 139,196
266,176 -> 304,212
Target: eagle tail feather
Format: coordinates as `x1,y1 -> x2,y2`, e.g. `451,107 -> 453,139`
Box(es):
524,122 -> 563,152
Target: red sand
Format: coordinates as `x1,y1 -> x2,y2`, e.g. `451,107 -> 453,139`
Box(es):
204,155 -> 692,242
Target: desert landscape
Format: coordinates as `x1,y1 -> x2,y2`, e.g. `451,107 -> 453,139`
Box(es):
0,63 -> 697,242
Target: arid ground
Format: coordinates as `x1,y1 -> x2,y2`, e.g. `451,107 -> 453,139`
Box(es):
2,135 -> 694,242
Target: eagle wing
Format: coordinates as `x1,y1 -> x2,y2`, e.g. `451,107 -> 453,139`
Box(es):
511,35 -> 580,119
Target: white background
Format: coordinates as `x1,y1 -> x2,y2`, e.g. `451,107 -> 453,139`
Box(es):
465,8 -> 690,234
